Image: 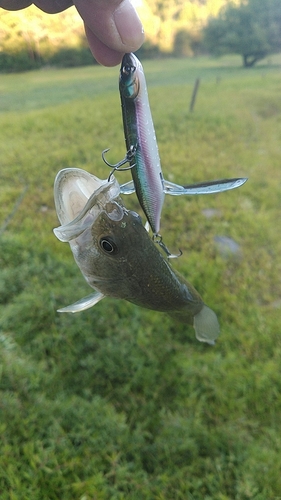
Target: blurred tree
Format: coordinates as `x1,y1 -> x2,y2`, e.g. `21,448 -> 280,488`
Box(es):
0,5 -> 86,68
203,0 -> 281,67
139,0 -> 231,54
0,0 -> 254,70
173,29 -> 193,56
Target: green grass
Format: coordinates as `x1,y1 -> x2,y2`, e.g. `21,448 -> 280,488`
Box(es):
0,55 -> 281,499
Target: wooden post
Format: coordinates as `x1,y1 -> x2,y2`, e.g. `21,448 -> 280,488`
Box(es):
189,78 -> 200,112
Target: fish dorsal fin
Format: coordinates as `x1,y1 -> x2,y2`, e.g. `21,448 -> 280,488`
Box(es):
57,291 -> 105,313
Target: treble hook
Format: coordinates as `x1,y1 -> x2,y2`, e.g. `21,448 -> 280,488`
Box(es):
153,234 -> 182,259
102,145 -> 137,181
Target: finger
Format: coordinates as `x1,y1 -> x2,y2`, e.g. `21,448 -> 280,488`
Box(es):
84,23 -> 125,66
0,0 -> 73,11
74,0 -> 144,54
34,0 -> 73,13
0,0 -> 32,9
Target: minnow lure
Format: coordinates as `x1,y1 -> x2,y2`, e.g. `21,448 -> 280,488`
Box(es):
53,168 -> 220,345
102,52 -> 247,238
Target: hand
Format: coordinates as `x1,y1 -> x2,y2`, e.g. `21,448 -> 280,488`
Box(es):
0,0 -> 145,66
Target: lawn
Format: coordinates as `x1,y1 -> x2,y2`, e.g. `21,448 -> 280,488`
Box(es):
0,55 -> 281,499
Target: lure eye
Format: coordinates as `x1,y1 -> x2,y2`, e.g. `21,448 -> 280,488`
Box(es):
99,237 -> 118,254
123,64 -> 135,76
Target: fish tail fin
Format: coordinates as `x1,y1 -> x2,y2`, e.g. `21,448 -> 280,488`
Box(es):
193,305 -> 220,345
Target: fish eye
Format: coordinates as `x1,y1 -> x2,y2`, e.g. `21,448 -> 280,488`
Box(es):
99,237 -> 118,254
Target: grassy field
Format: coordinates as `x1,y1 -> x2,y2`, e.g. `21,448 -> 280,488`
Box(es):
0,54 -> 281,499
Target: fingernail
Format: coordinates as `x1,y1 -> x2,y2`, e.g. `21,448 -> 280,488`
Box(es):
114,0 -> 145,49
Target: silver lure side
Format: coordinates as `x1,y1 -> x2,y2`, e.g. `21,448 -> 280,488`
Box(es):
118,53 -> 247,234
53,168 -> 220,345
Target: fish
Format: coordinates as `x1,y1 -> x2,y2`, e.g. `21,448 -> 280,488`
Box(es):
103,52 -> 247,236
53,167 -> 220,345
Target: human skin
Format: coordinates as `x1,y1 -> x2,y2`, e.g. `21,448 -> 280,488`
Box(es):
0,0 -> 145,66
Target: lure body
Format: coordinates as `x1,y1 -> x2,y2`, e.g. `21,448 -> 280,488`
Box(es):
119,52 -> 164,234
53,168 -> 220,345
118,53 -> 247,234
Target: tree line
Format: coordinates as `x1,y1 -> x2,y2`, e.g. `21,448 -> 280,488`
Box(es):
204,0 -> 281,67
0,0 -> 280,71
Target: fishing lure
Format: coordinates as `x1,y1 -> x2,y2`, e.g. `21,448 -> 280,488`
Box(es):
53,168 -> 220,345
102,52 -> 247,242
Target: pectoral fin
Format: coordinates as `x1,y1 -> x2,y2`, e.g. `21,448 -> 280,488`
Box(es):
193,305 -> 220,345
57,291 -> 105,313
164,177 -> 247,195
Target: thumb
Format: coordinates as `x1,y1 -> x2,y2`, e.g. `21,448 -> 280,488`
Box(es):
74,0 -> 144,53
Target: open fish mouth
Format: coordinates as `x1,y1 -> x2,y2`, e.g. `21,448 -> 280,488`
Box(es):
53,168 -> 121,242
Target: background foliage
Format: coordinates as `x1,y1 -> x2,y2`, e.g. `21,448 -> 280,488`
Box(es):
203,0 -> 281,66
0,5 -> 92,71
1,0 -> 280,71
0,0 -> 246,71
0,54 -> 281,498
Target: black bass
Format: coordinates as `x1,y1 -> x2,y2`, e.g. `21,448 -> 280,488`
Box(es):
53,168 -> 219,345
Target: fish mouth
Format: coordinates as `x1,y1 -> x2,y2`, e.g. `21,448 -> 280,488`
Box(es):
53,168 -> 121,242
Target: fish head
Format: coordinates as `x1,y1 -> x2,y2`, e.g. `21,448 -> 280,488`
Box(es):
53,168 -> 146,293
119,52 -> 141,99
89,201 -> 145,262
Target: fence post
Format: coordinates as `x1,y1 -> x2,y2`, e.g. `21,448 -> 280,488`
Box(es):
189,78 -> 200,112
